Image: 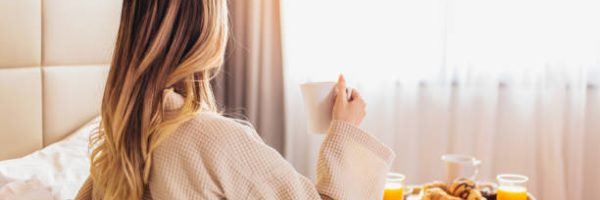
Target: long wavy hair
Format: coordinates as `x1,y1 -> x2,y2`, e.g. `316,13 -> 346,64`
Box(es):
89,0 -> 228,199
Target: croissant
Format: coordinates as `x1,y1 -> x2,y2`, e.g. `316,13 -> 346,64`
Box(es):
423,181 -> 450,193
449,178 -> 477,198
422,187 -> 462,200
466,189 -> 486,200
421,179 -> 487,200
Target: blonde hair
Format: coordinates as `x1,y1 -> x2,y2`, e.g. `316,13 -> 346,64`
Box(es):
89,0 -> 228,199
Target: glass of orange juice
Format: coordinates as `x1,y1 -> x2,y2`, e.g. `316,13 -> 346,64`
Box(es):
497,174 -> 529,200
383,173 -> 405,200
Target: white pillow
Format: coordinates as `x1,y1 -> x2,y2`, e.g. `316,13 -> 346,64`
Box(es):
0,178 -> 53,200
0,117 -> 100,200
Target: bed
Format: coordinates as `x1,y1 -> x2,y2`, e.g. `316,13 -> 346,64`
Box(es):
0,0 -> 122,199
0,117 -> 100,199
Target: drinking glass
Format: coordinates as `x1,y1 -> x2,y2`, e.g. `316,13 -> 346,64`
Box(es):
497,174 -> 528,200
383,173 -> 405,200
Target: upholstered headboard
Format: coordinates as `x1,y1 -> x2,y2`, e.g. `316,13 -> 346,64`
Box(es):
0,0 -> 122,160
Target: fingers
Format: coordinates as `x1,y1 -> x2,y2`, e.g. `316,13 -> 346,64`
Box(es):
336,74 -> 347,102
350,88 -> 360,101
350,89 -> 365,104
331,75 -> 367,125
352,90 -> 367,119
357,95 -> 367,118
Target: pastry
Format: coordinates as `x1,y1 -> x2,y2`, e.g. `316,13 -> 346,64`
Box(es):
411,186 -> 422,195
449,178 -> 476,198
422,187 -> 461,200
466,189 -> 486,200
422,181 -> 449,193
420,179 -> 487,200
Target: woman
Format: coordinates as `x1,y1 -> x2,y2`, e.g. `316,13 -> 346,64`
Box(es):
76,0 -> 394,199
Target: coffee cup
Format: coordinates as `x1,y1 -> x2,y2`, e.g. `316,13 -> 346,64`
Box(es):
441,154 -> 481,184
300,82 -> 352,134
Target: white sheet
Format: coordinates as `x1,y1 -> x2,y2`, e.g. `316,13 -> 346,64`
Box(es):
0,117 -> 99,200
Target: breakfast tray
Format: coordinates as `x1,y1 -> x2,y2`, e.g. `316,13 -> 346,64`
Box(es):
403,186 -> 536,200
404,193 -> 536,200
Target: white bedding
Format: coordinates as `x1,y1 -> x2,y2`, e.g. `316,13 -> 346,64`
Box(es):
0,117 -> 99,200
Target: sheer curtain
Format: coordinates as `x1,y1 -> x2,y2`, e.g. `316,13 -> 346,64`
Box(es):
281,0 -> 600,199
214,0 -> 286,152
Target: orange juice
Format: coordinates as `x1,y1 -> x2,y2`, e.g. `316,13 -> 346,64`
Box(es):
497,185 -> 527,200
383,183 -> 404,200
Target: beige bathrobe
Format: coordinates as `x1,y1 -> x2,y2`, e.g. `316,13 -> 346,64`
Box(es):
76,92 -> 395,200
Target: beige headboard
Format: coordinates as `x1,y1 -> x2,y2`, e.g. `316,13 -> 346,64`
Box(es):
0,0 -> 122,160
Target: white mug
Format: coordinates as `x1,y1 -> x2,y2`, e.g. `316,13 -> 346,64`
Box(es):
441,154 -> 481,183
300,82 -> 352,134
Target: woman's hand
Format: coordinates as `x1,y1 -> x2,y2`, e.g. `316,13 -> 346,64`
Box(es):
332,75 -> 366,126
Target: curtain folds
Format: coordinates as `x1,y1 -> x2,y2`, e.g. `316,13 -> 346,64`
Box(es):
281,0 -> 600,199
214,0 -> 285,153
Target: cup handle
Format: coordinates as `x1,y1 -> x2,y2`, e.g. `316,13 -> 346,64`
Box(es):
471,160 -> 482,180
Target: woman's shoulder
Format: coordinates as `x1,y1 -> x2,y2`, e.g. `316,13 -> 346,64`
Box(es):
187,112 -> 253,133
166,112 -> 259,149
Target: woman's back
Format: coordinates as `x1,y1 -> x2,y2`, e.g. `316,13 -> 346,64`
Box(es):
150,91 -> 395,199
78,0 -> 394,199
78,91 -> 394,200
